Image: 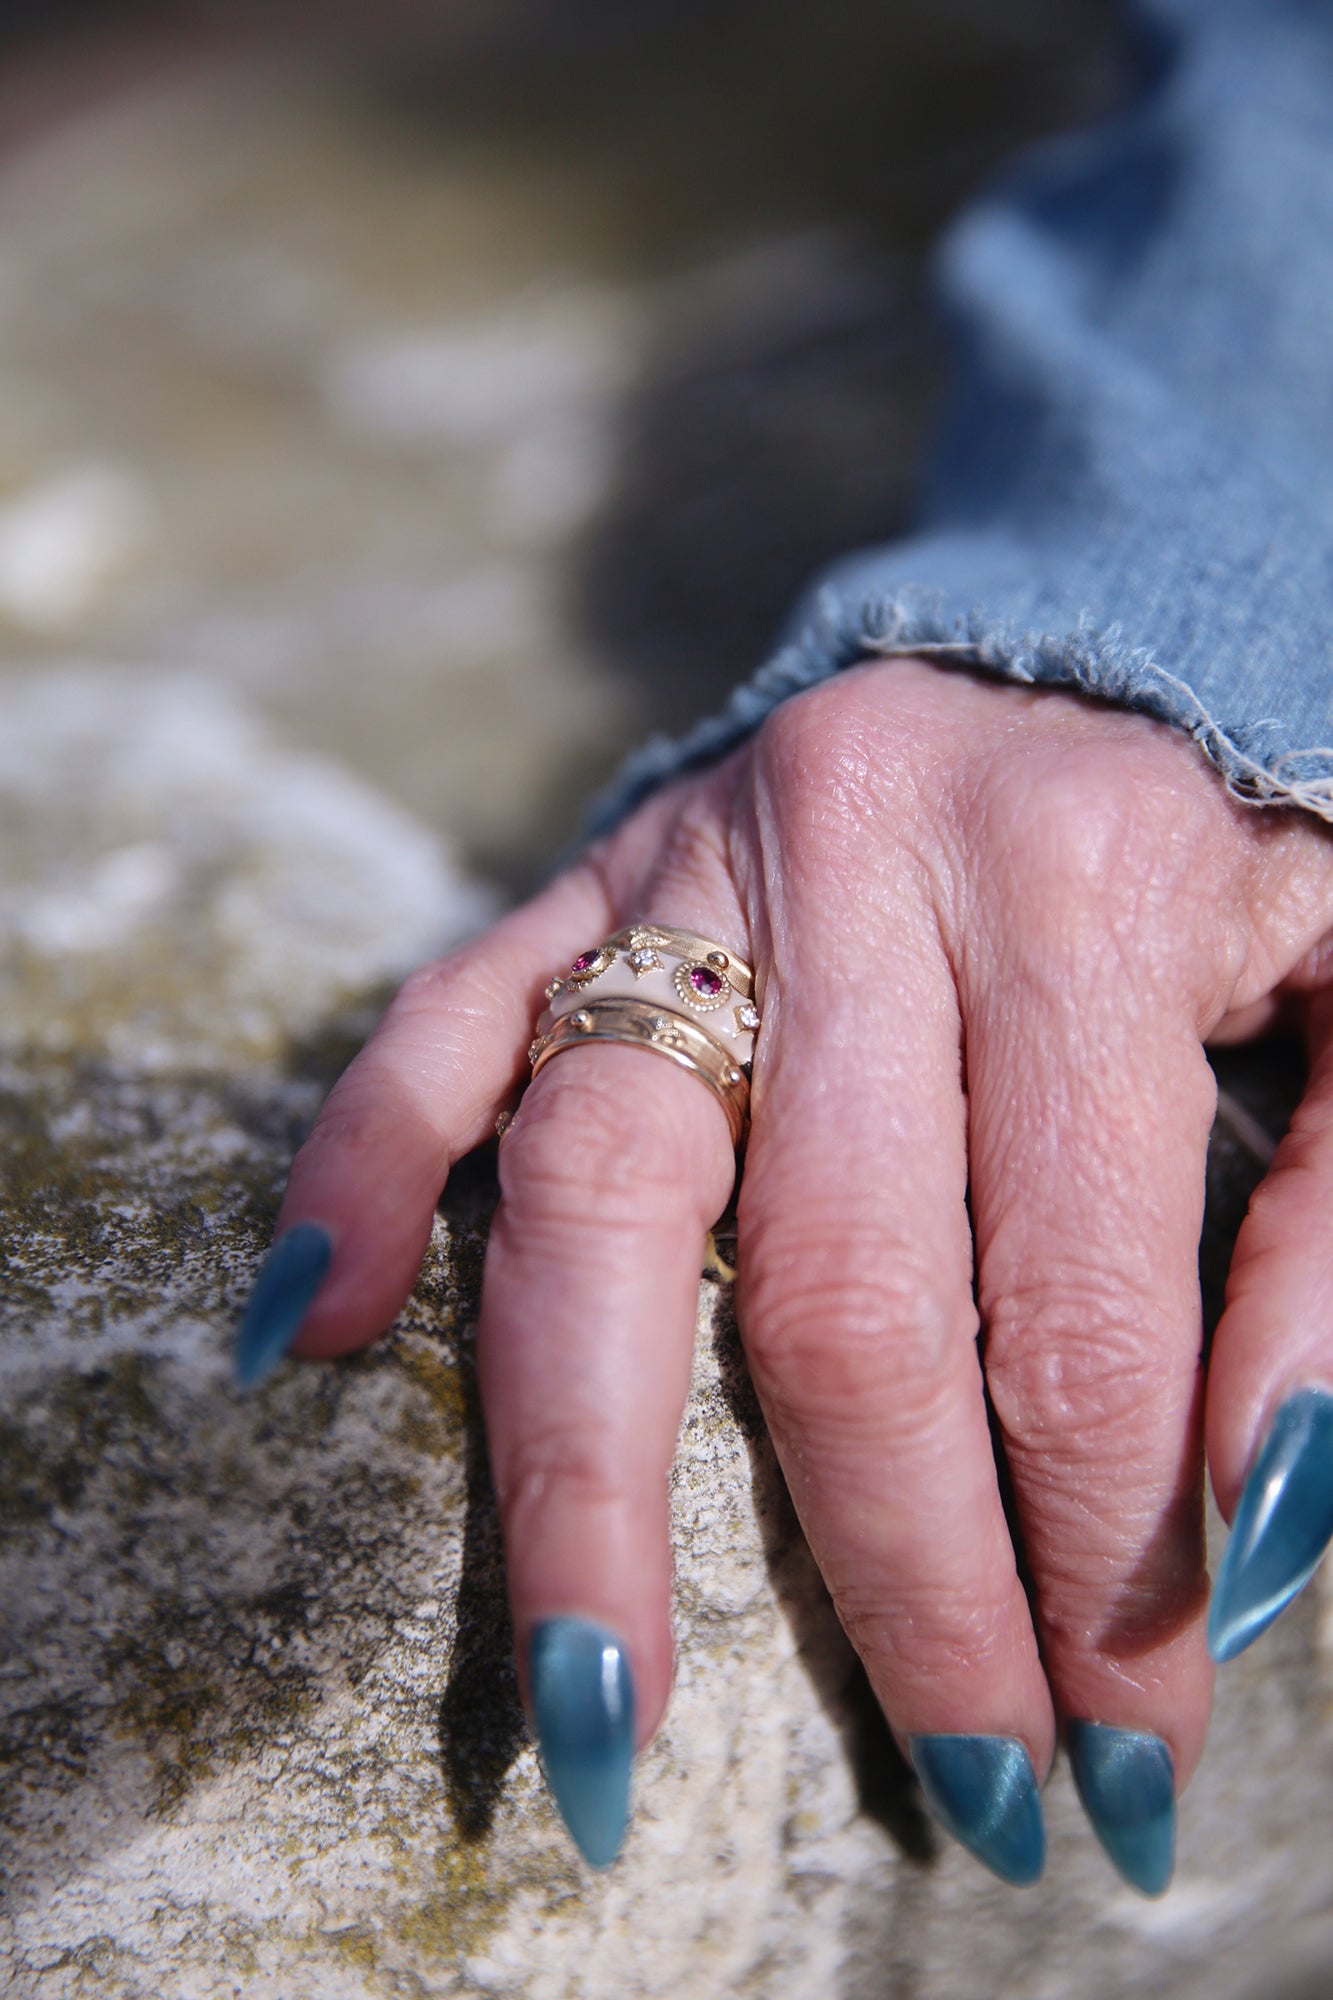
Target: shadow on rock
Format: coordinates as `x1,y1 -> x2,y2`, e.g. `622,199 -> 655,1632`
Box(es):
709,1280 -> 936,1866
436,1297 -> 529,1842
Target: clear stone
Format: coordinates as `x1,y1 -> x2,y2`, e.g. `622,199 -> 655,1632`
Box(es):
736,1002 -> 760,1033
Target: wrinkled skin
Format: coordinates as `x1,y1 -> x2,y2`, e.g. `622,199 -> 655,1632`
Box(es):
277,658 -> 1333,1792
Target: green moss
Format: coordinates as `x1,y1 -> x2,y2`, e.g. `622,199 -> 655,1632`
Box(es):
393,1335 -> 467,1454
0,1051 -> 503,1857
0,1060 -> 287,1341
325,1922 -> 380,1973
397,1838 -> 509,1964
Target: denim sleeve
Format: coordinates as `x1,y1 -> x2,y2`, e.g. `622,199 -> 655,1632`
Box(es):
591,0 -> 1333,834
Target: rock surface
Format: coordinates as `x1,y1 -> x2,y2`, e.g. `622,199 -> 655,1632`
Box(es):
3,19 -> 1333,2000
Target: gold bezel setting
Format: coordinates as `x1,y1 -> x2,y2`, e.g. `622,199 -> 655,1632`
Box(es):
567,945 -> 614,986
673,959 -> 731,1012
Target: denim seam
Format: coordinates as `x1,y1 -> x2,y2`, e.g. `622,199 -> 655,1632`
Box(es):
588,587 -> 1333,836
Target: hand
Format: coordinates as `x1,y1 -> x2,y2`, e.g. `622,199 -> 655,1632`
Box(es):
240,657 -> 1333,1891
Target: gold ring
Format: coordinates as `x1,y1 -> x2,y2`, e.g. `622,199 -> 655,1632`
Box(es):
520,924 -> 760,1148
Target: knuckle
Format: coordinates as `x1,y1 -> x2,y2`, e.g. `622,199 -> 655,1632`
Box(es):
497,1426 -> 630,1534
299,1074 -> 421,1171
501,1060 -> 708,1227
987,751 -> 1154,906
983,1285 -> 1176,1453
835,1581 -> 1013,1687
742,1229 -> 964,1412
393,952 -> 479,1016
755,678 -> 918,832
383,957 -> 509,1062
979,744 -> 1221,966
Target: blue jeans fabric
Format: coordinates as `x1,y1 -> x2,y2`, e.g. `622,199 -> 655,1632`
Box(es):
591,0 -> 1333,835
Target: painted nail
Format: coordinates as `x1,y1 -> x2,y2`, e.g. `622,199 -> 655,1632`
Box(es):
528,1618 -> 634,1868
909,1734 -> 1045,1885
234,1222 -> 333,1389
1066,1721 -> 1174,1896
1209,1387 -> 1333,1664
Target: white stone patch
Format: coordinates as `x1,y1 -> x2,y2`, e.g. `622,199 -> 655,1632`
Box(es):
0,463 -> 153,631
486,415 -> 620,547
0,668 -> 495,1066
15,840 -> 180,954
318,291 -> 638,453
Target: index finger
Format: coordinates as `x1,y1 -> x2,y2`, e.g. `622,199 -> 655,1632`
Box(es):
237,865 -> 611,1380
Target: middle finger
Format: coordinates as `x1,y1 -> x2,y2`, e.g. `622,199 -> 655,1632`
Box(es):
738,923 -> 1054,1885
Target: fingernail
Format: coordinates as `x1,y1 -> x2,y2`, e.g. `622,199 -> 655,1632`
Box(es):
234,1222 -> 334,1389
1066,1721 -> 1174,1896
909,1734 -> 1045,1885
1209,1387 -> 1333,1664
528,1618 -> 634,1868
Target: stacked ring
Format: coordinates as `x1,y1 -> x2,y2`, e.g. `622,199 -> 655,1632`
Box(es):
523,925 -> 760,1147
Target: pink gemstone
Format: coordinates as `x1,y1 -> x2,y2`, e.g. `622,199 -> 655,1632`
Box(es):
572,949 -> 600,973
689,966 -> 723,997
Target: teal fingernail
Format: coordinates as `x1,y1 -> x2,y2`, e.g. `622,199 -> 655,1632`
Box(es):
235,1222 -> 333,1389
1209,1387 -> 1333,1664
909,1733 -> 1045,1885
529,1618 -> 634,1867
1067,1721 -> 1175,1896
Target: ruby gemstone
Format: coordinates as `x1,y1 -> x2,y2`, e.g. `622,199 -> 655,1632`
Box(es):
689,966 -> 724,997
572,950 -> 601,972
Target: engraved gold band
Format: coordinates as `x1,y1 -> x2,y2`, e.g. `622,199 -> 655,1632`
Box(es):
529,996 -> 750,1148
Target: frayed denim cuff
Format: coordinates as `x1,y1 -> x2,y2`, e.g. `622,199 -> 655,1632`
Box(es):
587,0 -> 1333,843
588,575 -> 1333,839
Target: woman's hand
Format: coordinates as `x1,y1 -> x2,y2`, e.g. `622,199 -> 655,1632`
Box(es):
244,657 -> 1333,1890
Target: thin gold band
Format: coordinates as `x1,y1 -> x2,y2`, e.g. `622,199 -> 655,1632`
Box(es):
529,995 -> 750,1148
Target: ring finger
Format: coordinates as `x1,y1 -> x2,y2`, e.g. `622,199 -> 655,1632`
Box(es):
479,913 -> 748,1866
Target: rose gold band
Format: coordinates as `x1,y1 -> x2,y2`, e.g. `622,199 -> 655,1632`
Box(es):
529,996 -> 750,1148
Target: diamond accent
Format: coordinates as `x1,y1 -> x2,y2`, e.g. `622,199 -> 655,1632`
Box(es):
626,945 -> 662,977
734,1001 -> 761,1035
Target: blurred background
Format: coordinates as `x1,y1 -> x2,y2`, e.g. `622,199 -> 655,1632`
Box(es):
0,0 -> 1117,893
